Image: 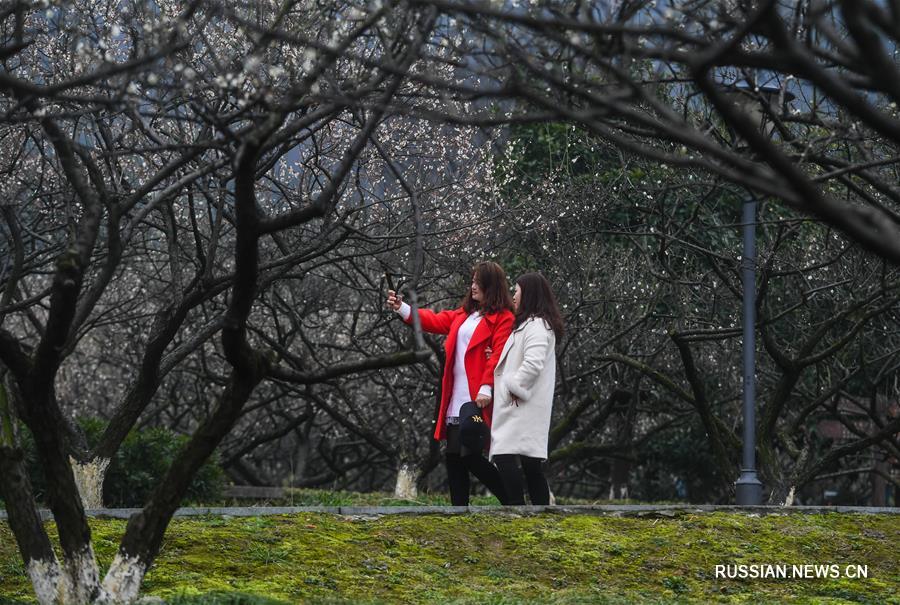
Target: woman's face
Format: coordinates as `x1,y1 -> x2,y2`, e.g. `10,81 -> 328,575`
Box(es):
512,283 -> 521,312
471,275 -> 483,302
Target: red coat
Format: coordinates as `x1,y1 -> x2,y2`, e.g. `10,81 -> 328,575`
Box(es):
405,306 -> 514,441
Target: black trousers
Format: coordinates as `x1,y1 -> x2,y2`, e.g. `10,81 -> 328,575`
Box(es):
493,454 -> 550,505
444,425 -> 507,505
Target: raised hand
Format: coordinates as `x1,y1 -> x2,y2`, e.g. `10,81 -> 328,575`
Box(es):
386,289 -> 403,311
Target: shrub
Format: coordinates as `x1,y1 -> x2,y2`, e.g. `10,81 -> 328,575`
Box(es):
100,421 -> 225,508
3,417 -> 224,508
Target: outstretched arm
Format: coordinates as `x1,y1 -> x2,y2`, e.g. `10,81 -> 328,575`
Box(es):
387,291 -> 459,336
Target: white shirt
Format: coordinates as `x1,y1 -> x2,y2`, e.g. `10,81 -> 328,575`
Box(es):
397,302 -> 492,420
448,311 -> 483,418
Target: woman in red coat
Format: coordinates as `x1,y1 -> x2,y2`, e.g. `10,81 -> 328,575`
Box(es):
386,261 -> 514,505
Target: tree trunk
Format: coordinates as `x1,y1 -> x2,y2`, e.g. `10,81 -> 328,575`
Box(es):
26,558 -> 68,605
393,462 -> 417,499
608,479 -> 630,501
15,385 -> 104,602
0,449 -> 109,604
103,371 -> 262,602
98,553 -> 147,604
782,485 -> 796,507
62,545 -> 106,604
767,479 -> 797,506
71,457 -> 110,509
871,460 -> 888,507
765,470 -> 797,506
0,445 -> 63,605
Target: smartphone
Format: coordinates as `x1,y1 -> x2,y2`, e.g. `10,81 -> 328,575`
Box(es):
384,271 -> 395,292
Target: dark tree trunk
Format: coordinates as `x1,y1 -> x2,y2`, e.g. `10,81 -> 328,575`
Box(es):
609,385 -> 638,500
0,445 -> 63,604
101,136 -> 272,600
106,370 -> 263,596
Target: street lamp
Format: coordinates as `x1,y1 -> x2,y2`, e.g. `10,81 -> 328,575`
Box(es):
719,81 -> 794,505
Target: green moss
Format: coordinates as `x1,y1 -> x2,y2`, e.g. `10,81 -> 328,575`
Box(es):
1,512 -> 898,604
205,487 -> 644,508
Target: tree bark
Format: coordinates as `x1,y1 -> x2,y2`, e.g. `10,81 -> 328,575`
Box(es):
0,445 -> 63,605
608,401 -> 636,500
102,130 -> 272,603
70,457 -> 110,510
393,462 -> 418,499
103,371 -> 263,601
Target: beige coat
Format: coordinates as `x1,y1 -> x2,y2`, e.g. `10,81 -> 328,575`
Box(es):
490,317 -> 556,460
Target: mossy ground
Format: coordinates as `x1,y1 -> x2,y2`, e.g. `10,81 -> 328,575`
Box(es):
202,488 -> 644,508
1,511 -> 897,604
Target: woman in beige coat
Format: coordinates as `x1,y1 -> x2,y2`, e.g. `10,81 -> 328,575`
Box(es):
490,272 -> 564,505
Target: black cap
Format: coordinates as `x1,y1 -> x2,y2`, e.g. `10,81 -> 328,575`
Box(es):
459,401 -> 488,454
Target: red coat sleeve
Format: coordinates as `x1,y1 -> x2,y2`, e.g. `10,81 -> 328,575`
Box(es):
480,311 -> 514,387
404,306 -> 461,335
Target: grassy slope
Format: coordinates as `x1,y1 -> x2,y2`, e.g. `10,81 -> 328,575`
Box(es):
1,511 -> 898,604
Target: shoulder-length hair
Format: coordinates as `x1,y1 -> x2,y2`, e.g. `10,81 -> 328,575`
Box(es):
514,272 -> 565,339
462,261 -> 514,315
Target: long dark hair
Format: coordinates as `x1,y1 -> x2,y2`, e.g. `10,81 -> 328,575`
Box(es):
462,261 -> 514,314
514,272 -> 564,339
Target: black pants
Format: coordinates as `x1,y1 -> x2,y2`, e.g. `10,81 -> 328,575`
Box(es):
493,454 -> 550,505
444,425 -> 507,505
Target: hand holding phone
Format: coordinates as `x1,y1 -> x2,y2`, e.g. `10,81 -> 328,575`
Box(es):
385,272 -> 402,310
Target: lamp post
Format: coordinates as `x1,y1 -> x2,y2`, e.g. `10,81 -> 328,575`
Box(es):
735,190 -> 763,505
720,82 -> 794,505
